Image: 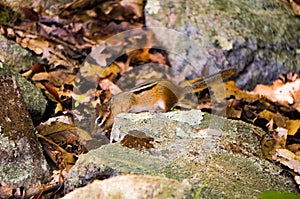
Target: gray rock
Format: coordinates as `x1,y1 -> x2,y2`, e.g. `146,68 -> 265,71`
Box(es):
64,110 -> 297,198
63,175 -> 191,199
0,34 -> 39,72
0,62 -> 47,123
0,75 -> 49,198
145,0 -> 300,89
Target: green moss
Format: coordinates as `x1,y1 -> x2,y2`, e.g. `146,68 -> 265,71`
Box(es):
0,3 -> 21,23
0,62 -> 47,123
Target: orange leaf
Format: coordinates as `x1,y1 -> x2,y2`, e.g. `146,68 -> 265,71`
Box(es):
43,82 -> 60,101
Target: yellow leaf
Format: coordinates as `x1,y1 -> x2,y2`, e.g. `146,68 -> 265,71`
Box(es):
286,120 -> 300,135
258,110 -> 287,128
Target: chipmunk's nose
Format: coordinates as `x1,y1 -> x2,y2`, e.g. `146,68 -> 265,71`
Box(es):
91,123 -> 110,144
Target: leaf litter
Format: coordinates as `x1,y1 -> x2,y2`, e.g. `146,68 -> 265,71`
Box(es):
1,0 -> 300,197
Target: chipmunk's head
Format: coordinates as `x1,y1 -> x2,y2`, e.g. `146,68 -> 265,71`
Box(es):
92,101 -> 113,137
92,92 -> 134,137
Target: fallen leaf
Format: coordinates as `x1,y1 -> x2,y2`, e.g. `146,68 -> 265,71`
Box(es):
99,79 -> 122,95
120,0 -> 144,18
253,78 -> 300,109
272,149 -> 300,174
286,120 -> 300,135
37,121 -> 76,136
258,110 -> 287,128
290,0 -> 300,15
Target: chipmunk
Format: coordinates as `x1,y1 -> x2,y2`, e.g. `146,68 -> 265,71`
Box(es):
93,69 -> 235,136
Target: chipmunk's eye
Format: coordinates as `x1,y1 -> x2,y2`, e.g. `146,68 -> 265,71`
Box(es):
96,117 -> 103,125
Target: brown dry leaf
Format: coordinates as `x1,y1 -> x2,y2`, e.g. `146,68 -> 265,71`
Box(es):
54,102 -> 64,114
290,0 -> 300,15
80,61 -> 120,84
253,79 -> 300,108
44,115 -> 73,125
120,130 -> 154,150
32,72 -> 63,86
120,0 -> 144,18
272,148 -> 300,174
149,52 -> 166,64
262,128 -> 288,159
60,0 -> 90,10
127,48 -> 163,65
38,23 -> 57,35
20,38 -> 50,55
286,120 -> 300,135
43,82 -> 60,102
287,143 -> 300,154
273,80 -> 300,105
225,81 -> 260,100
37,122 -> 76,136
22,63 -> 46,78
262,138 -> 276,159
104,62 -> 124,77
275,127 -> 288,147
258,110 -> 287,128
36,80 -> 63,110
72,90 -> 96,105
113,61 -> 132,75
0,183 -> 15,199
89,44 -> 112,66
291,85 -> 300,112
49,71 -> 76,85
31,72 -> 50,81
48,48 -> 77,69
38,120 -> 95,143
226,99 -> 242,118
253,83 -> 282,102
61,151 -> 77,172
75,127 -> 94,142
222,81 -> 300,127
99,79 -> 122,95
37,134 -> 77,172
50,169 -> 68,185
66,0 -> 144,20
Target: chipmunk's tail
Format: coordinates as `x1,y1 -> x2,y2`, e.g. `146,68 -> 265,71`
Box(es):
179,68 -> 235,93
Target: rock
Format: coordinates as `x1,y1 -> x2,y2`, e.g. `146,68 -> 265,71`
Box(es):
111,109 -> 205,142
0,34 -> 39,72
63,175 -> 191,199
64,110 -> 297,198
0,62 -> 47,123
145,0 -> 300,89
0,75 -> 49,198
